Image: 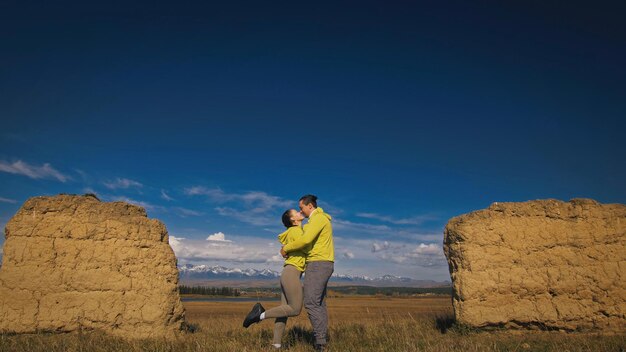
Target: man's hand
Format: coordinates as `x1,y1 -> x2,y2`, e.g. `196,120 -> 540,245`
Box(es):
280,246 -> 288,258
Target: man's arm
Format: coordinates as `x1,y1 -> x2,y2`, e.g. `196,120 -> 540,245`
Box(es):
282,217 -> 325,253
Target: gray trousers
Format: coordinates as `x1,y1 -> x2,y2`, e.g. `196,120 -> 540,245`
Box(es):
263,265 -> 303,345
303,261 -> 334,346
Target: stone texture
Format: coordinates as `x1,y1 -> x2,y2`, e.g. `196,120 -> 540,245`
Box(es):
444,198 -> 626,332
0,194 -> 185,339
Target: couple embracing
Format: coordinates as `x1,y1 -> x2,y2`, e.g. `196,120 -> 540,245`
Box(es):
243,194 -> 334,351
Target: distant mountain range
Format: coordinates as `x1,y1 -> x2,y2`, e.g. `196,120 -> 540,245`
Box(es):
179,264 -> 280,279
0,262 -> 450,288
178,264 -> 450,288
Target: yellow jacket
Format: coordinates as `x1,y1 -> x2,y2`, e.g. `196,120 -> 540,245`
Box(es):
283,207 -> 334,262
278,226 -> 308,272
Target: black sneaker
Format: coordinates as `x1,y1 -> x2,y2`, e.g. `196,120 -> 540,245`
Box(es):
243,303 -> 265,328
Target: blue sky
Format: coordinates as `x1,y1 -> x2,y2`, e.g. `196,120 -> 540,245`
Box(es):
1,1 -> 624,280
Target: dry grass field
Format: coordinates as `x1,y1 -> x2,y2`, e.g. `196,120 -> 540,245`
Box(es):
1,296 -> 624,352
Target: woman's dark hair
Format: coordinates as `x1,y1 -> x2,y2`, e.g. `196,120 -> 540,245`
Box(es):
299,194 -> 318,207
282,209 -> 295,228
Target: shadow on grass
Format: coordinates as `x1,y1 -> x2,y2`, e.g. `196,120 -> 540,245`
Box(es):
435,314 -> 485,335
435,314 -> 456,334
182,322 -> 200,333
286,326 -> 316,348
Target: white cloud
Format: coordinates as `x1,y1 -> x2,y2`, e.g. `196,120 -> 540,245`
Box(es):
371,241 -> 390,252
166,234 -> 451,281
0,160 -> 69,182
239,191 -> 292,209
185,187 -> 294,226
317,201 -> 344,216
161,189 -> 174,201
333,219 -> 392,233
335,237 -> 447,268
413,243 -> 443,255
103,178 -> 143,190
185,187 -> 292,211
99,190 -> 201,218
169,234 -> 281,264
376,242 -> 447,267
342,251 -> 355,259
334,217 -> 442,243
215,206 -> 276,226
356,212 -> 437,225
173,207 -> 203,217
185,186 -> 226,198
107,195 -> 201,218
206,232 -> 232,242
0,197 -> 17,204
393,230 -> 444,242
267,254 -> 284,263
74,169 -> 89,182
112,196 -> 159,211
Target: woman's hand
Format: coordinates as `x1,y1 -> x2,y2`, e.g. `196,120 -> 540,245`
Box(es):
280,246 -> 289,258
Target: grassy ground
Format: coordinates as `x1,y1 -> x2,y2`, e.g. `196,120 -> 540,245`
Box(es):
1,296 -> 624,352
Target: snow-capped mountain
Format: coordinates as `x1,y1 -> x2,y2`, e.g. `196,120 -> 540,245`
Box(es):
331,273 -> 413,284
178,264 -> 280,279
177,264 -> 450,287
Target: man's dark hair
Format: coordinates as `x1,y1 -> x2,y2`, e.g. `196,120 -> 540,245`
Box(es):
282,209 -> 294,228
299,194 -> 318,208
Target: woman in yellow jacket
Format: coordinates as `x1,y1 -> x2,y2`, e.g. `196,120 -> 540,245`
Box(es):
243,209 -> 309,349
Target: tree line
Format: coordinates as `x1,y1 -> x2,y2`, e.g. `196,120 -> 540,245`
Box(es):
330,286 -> 452,296
178,285 -> 241,296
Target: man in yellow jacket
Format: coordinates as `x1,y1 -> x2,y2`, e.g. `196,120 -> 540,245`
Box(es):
280,194 -> 334,352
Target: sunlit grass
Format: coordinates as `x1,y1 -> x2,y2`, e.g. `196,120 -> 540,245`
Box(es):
1,296 -> 624,351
